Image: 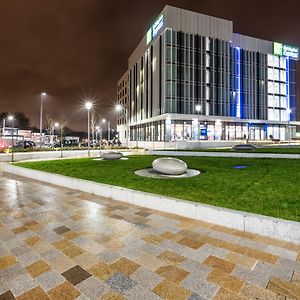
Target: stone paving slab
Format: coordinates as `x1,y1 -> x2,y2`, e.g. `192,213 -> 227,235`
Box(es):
0,175 -> 300,299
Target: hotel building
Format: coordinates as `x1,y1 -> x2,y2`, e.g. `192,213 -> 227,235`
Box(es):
117,5 -> 299,147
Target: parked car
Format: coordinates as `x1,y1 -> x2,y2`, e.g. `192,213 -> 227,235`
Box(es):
15,141 -> 36,149
108,138 -> 122,146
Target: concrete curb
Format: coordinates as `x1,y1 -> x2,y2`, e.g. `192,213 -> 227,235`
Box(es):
0,149 -> 133,162
3,164 -> 300,244
149,150 -> 300,159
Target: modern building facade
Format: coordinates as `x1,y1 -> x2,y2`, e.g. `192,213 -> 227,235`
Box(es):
117,5 -> 299,147
116,70 -> 129,143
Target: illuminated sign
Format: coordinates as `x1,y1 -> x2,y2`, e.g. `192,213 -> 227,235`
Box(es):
273,42 -> 283,56
283,45 -> 299,60
273,42 -> 299,60
146,15 -> 164,45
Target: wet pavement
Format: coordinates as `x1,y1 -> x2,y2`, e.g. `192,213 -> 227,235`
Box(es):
0,175 -> 299,300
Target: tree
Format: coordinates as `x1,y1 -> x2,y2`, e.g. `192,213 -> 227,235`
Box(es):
0,112 -> 30,129
91,111 -> 96,144
45,114 -> 54,135
14,112 -> 30,129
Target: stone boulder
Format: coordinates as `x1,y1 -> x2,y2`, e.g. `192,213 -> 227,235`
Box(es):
152,157 -> 187,175
101,152 -> 123,160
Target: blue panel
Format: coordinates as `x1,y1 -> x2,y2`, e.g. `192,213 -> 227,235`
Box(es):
286,57 -> 291,121
235,47 -> 241,118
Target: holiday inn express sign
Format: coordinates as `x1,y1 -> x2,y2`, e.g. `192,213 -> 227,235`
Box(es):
273,42 -> 299,60
147,15 -> 164,45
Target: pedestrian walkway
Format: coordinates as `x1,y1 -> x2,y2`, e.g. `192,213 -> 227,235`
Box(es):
0,175 -> 299,299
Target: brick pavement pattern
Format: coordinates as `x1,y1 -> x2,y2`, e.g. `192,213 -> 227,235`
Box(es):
0,175 -> 300,300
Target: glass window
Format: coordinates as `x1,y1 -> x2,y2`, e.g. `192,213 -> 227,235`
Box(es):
280,57 -> 286,69
281,109 -> 287,121
206,37 -> 210,51
166,29 -> 172,44
274,96 -> 280,107
268,81 -> 274,94
268,68 -> 274,80
273,69 -> 279,81
268,95 -> 274,107
206,54 -> 210,67
274,82 -> 280,94
280,83 -> 287,95
206,70 -> 210,84
280,97 -> 287,108
268,108 -> 274,120
280,70 -> 286,82
268,54 -> 274,67
206,86 -> 210,100
273,55 -> 280,68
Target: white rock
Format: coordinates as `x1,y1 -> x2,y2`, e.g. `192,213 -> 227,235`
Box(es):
101,152 -> 123,160
152,157 -> 187,175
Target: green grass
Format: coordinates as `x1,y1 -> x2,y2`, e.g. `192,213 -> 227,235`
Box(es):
160,147 -> 300,154
16,156 -> 300,222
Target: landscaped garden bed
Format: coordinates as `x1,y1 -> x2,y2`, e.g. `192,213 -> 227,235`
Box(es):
16,156 -> 300,222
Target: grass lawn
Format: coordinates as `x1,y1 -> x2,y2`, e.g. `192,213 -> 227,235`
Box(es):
16,156 -> 300,222
159,147 -> 300,154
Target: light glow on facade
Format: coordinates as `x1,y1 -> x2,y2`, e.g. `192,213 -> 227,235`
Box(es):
235,47 -> 241,118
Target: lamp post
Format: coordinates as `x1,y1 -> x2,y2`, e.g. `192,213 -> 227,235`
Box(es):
85,101 -> 93,157
195,104 -> 201,141
8,115 -> 14,162
39,92 -> 47,148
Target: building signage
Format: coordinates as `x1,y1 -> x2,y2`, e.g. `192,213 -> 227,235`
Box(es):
146,15 -> 164,45
273,42 -> 299,60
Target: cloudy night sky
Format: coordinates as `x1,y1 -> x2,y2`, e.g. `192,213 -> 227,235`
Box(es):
0,0 -> 299,131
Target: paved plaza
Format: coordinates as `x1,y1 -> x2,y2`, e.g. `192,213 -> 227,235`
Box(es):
0,175 -> 299,300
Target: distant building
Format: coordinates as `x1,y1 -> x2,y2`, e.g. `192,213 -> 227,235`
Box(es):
117,5 -> 299,148
116,70 -> 129,144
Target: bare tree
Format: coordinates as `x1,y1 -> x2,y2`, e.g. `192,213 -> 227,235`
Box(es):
45,115 -> 54,135
91,111 -> 96,145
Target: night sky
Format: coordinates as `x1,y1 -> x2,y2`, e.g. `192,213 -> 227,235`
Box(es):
0,0 -> 299,131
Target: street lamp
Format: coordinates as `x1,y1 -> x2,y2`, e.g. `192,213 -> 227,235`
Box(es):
85,101 -> 93,157
8,115 -> 14,162
39,92 -> 47,148
195,104 -> 202,141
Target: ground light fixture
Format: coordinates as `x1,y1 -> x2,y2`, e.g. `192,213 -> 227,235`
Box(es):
85,101 -> 93,157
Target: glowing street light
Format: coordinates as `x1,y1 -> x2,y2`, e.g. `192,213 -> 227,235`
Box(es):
39,92 -> 47,148
85,101 -> 93,157
116,104 -> 122,112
